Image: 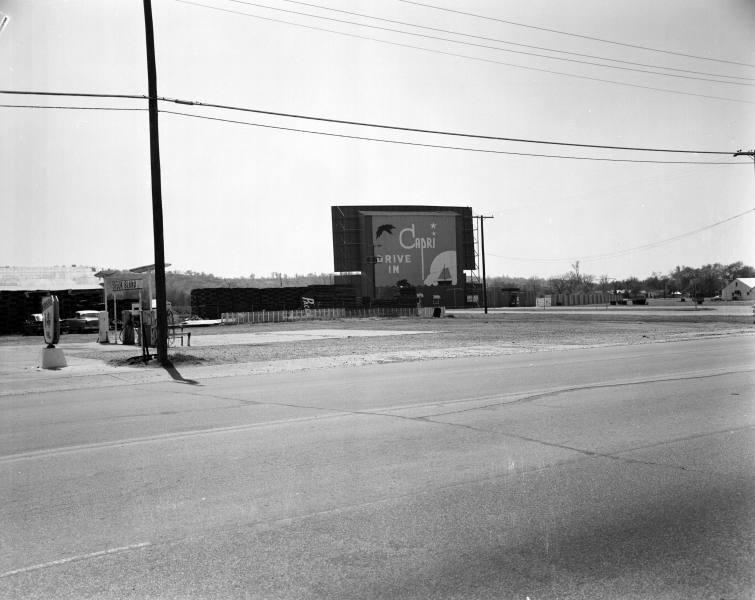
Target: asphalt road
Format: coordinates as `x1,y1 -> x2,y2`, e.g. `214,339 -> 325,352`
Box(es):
1,336 -> 753,599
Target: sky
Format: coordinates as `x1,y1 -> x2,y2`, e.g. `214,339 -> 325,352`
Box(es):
1,0 -> 753,281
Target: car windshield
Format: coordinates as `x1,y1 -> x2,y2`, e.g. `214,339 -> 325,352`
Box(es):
77,311 -> 99,317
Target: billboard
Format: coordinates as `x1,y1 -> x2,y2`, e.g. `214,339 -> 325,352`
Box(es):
367,212 -> 459,288
331,205 -> 475,301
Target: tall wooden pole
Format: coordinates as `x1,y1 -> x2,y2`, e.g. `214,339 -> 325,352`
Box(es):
143,0 -> 168,363
477,215 -> 494,314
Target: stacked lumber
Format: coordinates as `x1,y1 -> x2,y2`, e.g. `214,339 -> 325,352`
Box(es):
190,285 -> 359,319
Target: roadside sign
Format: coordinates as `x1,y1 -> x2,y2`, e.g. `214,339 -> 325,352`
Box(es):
110,278 -> 143,292
41,295 -> 60,346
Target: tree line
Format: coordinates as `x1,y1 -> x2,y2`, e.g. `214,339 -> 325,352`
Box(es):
488,261 -> 754,298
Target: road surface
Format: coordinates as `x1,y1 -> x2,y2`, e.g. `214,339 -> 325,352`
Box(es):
1,336 -> 753,599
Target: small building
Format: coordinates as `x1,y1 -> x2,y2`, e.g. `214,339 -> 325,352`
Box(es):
721,278 -> 755,301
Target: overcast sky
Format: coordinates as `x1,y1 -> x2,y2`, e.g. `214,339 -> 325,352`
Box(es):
1,0 -> 753,280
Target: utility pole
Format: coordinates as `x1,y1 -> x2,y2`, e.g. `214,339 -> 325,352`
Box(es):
143,0 -> 168,364
477,215 -> 494,314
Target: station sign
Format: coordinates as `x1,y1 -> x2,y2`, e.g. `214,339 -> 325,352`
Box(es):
41,295 -> 60,346
110,278 -> 143,292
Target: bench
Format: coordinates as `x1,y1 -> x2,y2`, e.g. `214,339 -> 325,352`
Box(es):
168,325 -> 191,347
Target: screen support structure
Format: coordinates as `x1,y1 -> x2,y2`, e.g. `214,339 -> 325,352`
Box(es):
476,215 -> 494,314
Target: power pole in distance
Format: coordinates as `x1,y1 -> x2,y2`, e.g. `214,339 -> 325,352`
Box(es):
143,0 -> 169,364
477,215 -> 494,314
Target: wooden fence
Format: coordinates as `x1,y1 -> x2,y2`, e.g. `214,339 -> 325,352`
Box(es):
221,306 -> 444,325
551,293 -> 613,306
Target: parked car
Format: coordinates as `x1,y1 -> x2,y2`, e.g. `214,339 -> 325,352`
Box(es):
61,310 -> 101,333
710,296 -> 723,302
23,313 -> 44,336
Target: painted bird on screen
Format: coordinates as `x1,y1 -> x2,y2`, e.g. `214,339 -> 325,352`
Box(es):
376,224 -> 395,239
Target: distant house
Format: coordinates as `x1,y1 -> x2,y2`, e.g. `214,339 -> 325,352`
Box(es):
721,278 -> 755,301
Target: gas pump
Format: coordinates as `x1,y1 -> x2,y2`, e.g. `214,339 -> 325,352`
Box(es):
121,310 -> 136,345
139,309 -> 153,361
137,300 -> 172,361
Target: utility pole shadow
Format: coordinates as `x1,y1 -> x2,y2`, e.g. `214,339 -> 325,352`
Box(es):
162,360 -> 200,385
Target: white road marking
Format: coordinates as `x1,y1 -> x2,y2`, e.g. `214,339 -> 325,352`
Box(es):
0,413 -> 347,464
0,542 -> 151,579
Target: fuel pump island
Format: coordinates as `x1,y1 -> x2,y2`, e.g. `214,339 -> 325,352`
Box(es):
99,266 -> 171,362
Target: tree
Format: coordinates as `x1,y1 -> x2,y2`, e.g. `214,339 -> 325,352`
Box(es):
548,274 -> 571,294
693,263 -> 725,297
598,274 -> 616,293
623,277 -> 642,296
724,261 -> 755,281
669,266 -> 697,294
642,271 -> 670,297
559,260 -> 596,294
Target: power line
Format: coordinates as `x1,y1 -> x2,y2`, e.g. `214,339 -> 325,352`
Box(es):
400,0 -> 755,69
157,95 -> 740,156
489,208 -> 755,263
1,90 -> 747,157
159,108 -> 741,164
274,0 -> 754,83
0,90 -> 147,101
216,0 -> 753,86
175,0 -> 755,106
0,104 -> 146,112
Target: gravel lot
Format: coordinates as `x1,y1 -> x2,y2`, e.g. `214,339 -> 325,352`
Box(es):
59,310 -> 755,368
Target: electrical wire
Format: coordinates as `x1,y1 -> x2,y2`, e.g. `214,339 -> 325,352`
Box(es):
159,108 -> 741,164
175,0 -> 755,106
1,89 -> 747,157
0,90 -> 147,101
158,95 -> 740,156
0,104 -> 147,112
274,0 -> 754,82
488,208 -> 755,263
216,0 -> 753,86
400,0 -> 755,69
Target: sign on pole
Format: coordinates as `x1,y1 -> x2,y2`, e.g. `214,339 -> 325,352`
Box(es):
110,278 -> 144,292
41,295 -> 60,346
